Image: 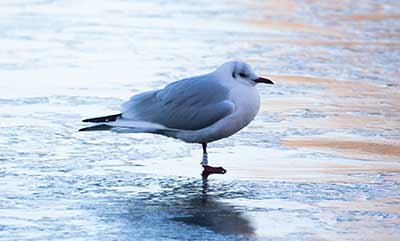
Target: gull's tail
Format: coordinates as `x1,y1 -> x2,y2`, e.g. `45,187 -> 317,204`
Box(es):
78,124 -> 113,132
79,113 -> 122,131
79,115 -> 179,137
82,113 -> 122,123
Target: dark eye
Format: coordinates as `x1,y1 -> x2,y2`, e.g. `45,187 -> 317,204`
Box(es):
239,73 -> 246,78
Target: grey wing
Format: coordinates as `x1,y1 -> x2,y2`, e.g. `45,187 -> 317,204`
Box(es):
121,74 -> 235,130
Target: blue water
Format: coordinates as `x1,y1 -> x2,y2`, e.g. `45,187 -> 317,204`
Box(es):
1,0 -> 400,240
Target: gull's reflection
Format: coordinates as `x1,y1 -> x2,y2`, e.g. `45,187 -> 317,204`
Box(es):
169,180 -> 255,236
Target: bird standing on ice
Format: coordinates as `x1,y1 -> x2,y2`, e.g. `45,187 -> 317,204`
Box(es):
79,61 -> 273,178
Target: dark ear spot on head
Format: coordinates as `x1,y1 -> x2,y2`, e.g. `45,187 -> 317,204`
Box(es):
232,72 -> 235,78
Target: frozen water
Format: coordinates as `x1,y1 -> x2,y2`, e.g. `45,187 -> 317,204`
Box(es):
1,0 -> 400,240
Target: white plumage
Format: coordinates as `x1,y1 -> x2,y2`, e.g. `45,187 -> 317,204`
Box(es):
80,61 -> 273,144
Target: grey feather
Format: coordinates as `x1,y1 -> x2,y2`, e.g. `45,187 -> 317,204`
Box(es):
121,74 -> 234,130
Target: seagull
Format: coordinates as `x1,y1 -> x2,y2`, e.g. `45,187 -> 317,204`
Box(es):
79,61 -> 273,178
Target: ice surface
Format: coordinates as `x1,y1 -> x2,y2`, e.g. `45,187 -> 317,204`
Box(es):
0,0 -> 399,240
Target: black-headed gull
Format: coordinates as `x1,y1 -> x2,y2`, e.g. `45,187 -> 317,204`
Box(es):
79,61 -> 273,178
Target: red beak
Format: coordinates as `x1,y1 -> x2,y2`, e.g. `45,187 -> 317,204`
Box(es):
254,77 -> 274,84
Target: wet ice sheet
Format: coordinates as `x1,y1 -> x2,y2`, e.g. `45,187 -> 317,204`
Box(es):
1,0 -> 400,240
1,173 -> 399,240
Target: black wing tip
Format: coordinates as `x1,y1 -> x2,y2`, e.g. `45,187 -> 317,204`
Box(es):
79,124 -> 112,132
82,113 -> 122,123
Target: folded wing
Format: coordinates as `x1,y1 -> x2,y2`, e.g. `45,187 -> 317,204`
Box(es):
121,74 -> 235,130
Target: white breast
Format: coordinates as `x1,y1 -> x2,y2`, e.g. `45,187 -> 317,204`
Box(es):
196,81 -> 260,142
175,81 -> 261,143
228,83 -> 260,130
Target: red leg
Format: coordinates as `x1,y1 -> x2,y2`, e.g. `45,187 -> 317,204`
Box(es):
200,143 -> 227,178
202,165 -> 227,178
